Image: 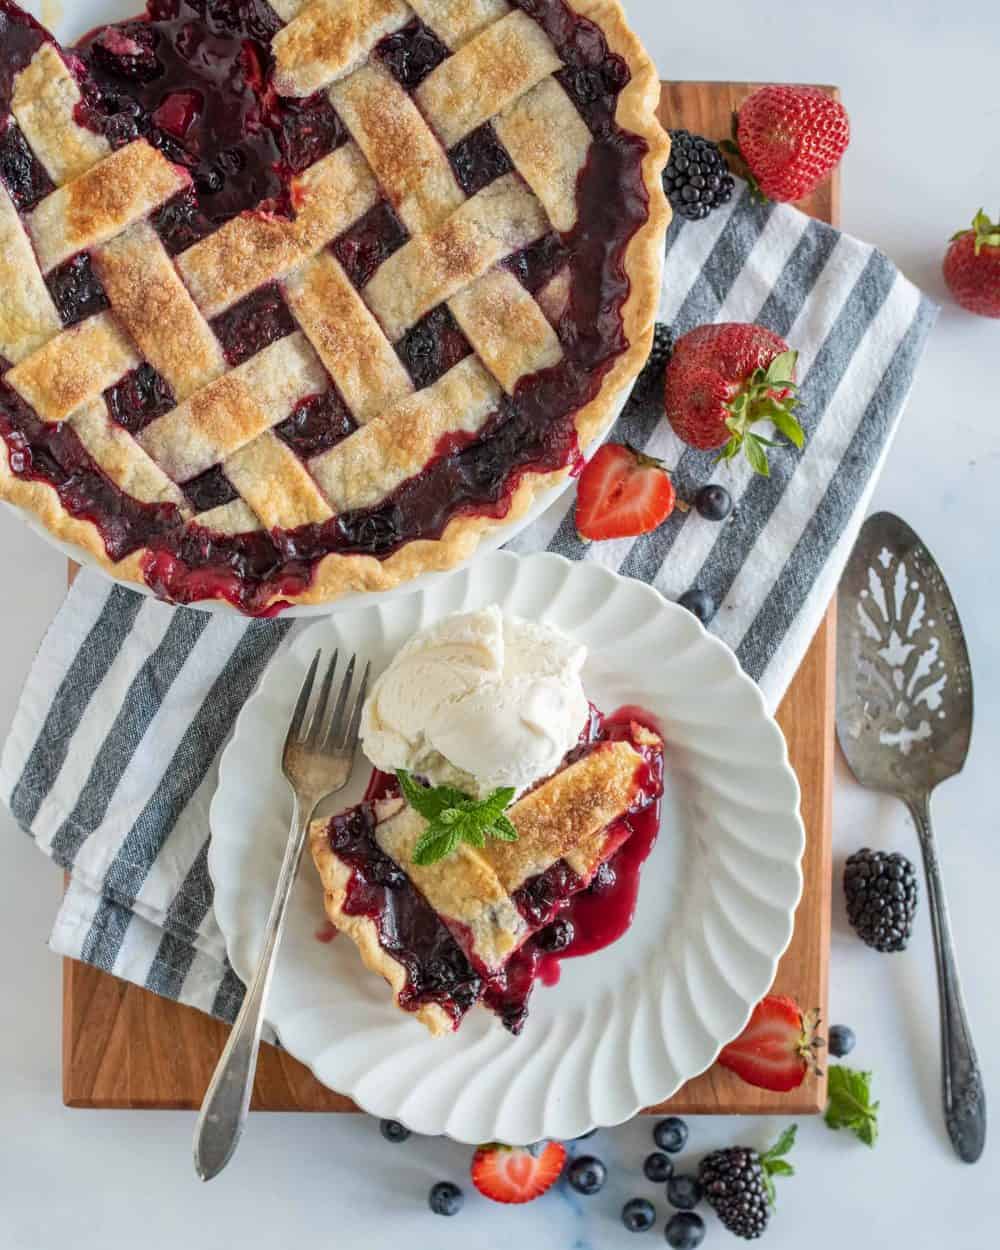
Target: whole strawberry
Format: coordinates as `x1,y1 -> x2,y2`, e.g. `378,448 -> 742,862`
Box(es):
664,323 -> 804,475
724,85 -> 849,204
943,210 -> 1000,317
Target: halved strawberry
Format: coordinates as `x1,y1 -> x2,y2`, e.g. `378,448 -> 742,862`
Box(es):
576,443 -> 675,541
717,994 -> 824,1092
470,1141 -> 567,1204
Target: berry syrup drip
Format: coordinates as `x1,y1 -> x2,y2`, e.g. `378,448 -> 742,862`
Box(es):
325,798 -> 482,1027
0,0 -> 650,614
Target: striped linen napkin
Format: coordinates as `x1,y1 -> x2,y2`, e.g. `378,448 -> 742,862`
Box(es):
2,179 -> 937,1021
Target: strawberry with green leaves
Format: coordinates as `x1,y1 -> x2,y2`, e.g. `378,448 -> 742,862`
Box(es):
471,1141 -> 567,1204
943,210 -> 1000,318
664,322 -> 804,476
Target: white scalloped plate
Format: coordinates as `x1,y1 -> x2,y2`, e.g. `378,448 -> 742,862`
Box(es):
209,551 -> 804,1142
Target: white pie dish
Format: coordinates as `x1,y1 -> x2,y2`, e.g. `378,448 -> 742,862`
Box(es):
208,550 -> 805,1142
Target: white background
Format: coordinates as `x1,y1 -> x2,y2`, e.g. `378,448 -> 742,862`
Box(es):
1,1 -> 998,1247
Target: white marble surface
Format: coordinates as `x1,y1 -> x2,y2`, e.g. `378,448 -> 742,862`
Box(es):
1,1 -> 998,1247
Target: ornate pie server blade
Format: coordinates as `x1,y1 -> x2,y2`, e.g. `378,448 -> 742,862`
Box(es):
836,511 -> 985,1163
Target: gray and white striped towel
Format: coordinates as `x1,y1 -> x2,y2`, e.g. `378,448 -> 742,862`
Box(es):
2,179 -> 937,1022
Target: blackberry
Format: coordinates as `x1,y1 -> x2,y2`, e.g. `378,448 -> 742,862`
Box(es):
698,1126 -> 796,1241
844,848 -> 918,952
634,323 -> 675,396
664,130 -> 735,222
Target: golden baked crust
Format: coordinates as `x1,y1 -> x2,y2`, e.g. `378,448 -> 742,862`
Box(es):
0,0 -> 669,611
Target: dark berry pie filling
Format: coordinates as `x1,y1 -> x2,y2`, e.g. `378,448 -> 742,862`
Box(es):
321,707 -> 664,1034
0,0 -> 653,614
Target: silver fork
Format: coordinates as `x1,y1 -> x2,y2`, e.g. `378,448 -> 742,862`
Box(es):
193,648 -> 370,1181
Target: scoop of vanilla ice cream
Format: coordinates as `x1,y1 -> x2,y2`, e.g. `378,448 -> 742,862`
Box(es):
360,605 -> 589,796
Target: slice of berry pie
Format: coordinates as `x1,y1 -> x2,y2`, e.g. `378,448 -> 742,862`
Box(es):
309,713 -> 664,1035
0,0 -> 670,614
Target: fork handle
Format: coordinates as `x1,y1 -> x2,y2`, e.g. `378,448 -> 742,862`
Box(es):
908,793 -> 986,1164
193,796 -> 314,1181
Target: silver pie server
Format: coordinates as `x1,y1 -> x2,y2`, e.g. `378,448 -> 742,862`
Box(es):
836,511 -> 985,1163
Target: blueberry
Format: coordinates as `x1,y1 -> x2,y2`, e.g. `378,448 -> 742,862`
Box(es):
567,1155 -> 607,1195
622,1197 -> 657,1232
666,1174 -> 702,1210
379,1118 -> 410,1143
653,1117 -> 688,1153
428,1181 -> 464,1216
828,1024 -> 856,1058
643,1151 -> 673,1182
678,589 -> 716,624
536,917 -> 575,952
695,483 -> 733,521
665,1211 -> 705,1248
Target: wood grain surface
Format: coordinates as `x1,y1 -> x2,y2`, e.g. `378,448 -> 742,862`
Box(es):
63,81 -> 837,1115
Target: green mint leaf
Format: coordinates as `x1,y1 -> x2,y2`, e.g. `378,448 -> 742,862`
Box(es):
824,1065 -> 879,1148
492,813 -> 519,842
759,1124 -> 797,1209
744,434 -> 770,477
396,771 -> 471,821
764,1124 -> 798,1161
770,407 -> 806,449
474,786 -> 517,824
462,824 -> 487,849
402,780 -> 519,865
412,826 -> 461,866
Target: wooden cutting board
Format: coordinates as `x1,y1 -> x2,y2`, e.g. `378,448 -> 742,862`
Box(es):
62,81 -> 837,1116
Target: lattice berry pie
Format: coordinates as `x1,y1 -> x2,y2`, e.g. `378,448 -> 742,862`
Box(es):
0,0 -> 669,614
309,710 -> 664,1035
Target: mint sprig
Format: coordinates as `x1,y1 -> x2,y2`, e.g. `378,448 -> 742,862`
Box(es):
824,1065 -> 879,1147
397,771 -> 518,866
759,1125 -> 797,1207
